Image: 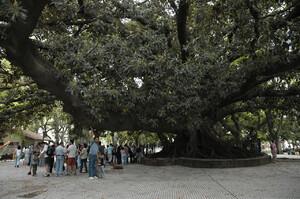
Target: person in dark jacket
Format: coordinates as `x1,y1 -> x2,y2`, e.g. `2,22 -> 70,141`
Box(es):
116,146 -> 121,164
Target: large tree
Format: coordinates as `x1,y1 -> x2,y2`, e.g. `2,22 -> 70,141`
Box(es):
1,0 -> 299,158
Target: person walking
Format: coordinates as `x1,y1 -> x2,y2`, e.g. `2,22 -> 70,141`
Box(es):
55,142 -> 66,176
14,145 -> 22,167
79,143 -> 88,173
271,140 -> 277,163
88,128 -> 99,180
67,140 -> 77,175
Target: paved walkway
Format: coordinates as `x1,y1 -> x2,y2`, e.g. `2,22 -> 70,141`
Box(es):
0,158 -> 299,199
275,154 -> 300,160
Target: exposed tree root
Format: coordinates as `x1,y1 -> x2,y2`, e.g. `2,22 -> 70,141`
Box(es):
151,127 -> 259,159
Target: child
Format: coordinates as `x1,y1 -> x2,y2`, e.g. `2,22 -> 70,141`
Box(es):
99,154 -> 105,178
32,152 -> 40,176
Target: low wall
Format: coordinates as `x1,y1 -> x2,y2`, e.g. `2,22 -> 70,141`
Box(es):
142,155 -> 271,168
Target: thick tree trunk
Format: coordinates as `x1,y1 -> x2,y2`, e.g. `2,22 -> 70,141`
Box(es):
154,125 -> 255,159
34,118 -> 40,134
111,132 -> 115,146
266,111 -> 284,154
276,137 -> 283,154
53,114 -> 60,143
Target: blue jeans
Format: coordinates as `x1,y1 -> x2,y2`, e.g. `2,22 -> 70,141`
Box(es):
15,155 -> 20,167
77,156 -> 81,168
121,154 -> 127,165
88,155 -> 97,177
75,155 -> 78,169
80,158 -> 87,173
56,156 -> 64,175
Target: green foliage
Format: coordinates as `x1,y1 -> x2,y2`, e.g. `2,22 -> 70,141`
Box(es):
0,59 -> 56,136
280,115 -> 300,144
0,0 -> 27,23
0,0 -> 299,146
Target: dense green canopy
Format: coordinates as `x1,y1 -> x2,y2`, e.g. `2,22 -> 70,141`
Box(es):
1,0 -> 299,157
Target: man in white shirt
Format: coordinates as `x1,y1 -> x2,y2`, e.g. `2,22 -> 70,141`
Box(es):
40,142 -> 50,177
67,140 -> 77,175
55,142 -> 66,176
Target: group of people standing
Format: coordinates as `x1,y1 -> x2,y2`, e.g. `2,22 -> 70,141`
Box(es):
13,128 -> 145,180
105,143 -> 144,165
14,142 -> 50,176
87,128 -> 144,179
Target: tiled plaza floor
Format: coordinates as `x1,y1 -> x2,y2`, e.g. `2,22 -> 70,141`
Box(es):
0,158 -> 299,199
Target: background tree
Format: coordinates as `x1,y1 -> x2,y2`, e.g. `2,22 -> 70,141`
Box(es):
280,114 -> 300,150
221,112 -> 267,148
0,59 -> 55,137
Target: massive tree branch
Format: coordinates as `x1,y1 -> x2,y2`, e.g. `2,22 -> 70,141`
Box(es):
246,0 -> 260,53
45,19 -> 97,26
0,0 -> 182,134
216,103 -> 288,121
269,1 -> 300,30
1,0 -> 87,122
217,53 -> 300,112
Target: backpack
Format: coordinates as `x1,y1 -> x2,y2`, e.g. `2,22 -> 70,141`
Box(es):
87,142 -> 94,154
46,145 -> 54,156
99,145 -> 105,155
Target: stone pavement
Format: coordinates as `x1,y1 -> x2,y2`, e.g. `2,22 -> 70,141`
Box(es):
275,154 -> 300,160
0,158 -> 299,199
